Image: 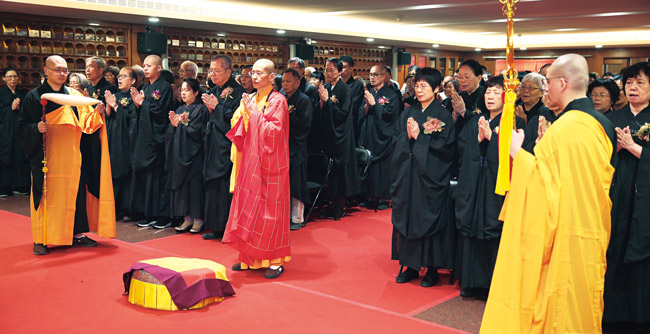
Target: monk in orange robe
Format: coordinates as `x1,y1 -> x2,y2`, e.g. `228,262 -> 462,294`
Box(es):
224,59 -> 290,279
480,54 -> 616,334
17,55 -> 116,256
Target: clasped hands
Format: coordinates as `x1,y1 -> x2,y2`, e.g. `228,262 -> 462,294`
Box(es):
477,116 -> 492,143
407,117 -> 420,140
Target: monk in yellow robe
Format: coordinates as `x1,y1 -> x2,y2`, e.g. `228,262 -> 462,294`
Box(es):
480,54 -> 616,334
17,55 -> 116,256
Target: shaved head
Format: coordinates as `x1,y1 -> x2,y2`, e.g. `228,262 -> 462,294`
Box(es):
46,55 -> 66,68
255,59 -> 275,74
550,54 -> 589,94
252,59 -> 276,90
144,55 -> 162,66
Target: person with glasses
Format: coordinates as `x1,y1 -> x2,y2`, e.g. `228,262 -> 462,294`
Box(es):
0,68 -> 29,198
390,67 -> 455,288
481,54 -> 616,334
17,55 -> 116,255
281,69 -> 313,231
67,72 -> 90,94
317,57 -> 359,218
130,55 -> 175,230
240,65 -> 255,95
455,76 -> 525,299
200,55 -> 244,240
104,67 -> 137,223
603,61 -> 650,331
358,65 -> 399,210
515,72 -> 548,123
224,58 -> 291,279
587,78 -> 620,115
85,56 -> 118,104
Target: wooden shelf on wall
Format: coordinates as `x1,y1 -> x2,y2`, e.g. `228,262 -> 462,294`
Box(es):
164,28 -> 290,85
0,13 -> 131,90
304,41 -> 391,80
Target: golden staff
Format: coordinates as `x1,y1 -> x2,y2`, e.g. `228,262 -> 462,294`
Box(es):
495,0 -> 520,196
40,99 -> 48,245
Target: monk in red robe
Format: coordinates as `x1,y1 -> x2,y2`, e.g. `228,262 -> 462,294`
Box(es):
224,59 -> 291,279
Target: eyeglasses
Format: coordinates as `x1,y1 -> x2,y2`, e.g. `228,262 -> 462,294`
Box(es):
240,74 -> 251,79
368,73 -> 385,77
46,66 -> 69,74
546,76 -> 564,82
4,75 -> 18,79
590,93 -> 610,99
250,71 -> 271,77
208,69 -> 224,74
116,74 -> 131,79
414,84 -> 431,90
520,85 -> 539,91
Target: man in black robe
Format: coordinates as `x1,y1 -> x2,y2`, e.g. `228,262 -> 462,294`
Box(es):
340,55 -> 365,143
359,65 -> 398,210
383,66 -> 403,115
0,69 -> 29,197
200,55 -> 244,240
240,65 -> 256,95
318,58 -> 359,217
131,55 -> 174,229
132,65 -> 145,91
391,68 -> 455,287
281,69 -> 313,230
104,67 -> 137,221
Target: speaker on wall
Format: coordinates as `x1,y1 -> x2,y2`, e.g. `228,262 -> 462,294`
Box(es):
397,51 -> 412,65
295,43 -> 314,60
137,32 -> 168,55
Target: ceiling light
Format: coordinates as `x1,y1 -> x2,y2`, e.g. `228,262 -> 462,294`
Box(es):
89,23 -> 100,26
595,45 -> 603,48
520,47 -> 527,50
311,40 -> 317,44
366,38 -> 374,42
217,33 -> 226,37
378,46 -> 386,49
148,17 -> 159,23
549,28 -> 580,32
590,12 -> 636,17
276,29 -> 286,34
432,44 -> 440,48
475,48 -> 482,52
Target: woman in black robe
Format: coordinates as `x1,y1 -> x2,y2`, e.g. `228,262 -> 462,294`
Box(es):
603,62 -> 650,329
515,72 -> 547,123
391,68 -> 456,287
166,78 -> 208,233
455,76 -> 525,298
0,68 -> 29,197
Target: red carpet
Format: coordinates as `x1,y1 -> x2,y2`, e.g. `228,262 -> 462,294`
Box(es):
0,208 -> 466,333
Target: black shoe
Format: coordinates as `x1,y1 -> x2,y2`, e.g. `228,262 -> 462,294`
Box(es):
137,220 -> 157,227
231,263 -> 248,271
153,220 -> 171,229
13,190 -> 29,196
290,222 -> 303,231
376,202 -> 390,210
421,269 -> 440,287
396,267 -> 419,283
73,235 -> 98,247
460,287 -> 478,298
202,231 -> 224,240
359,201 -> 371,208
33,243 -> 49,255
264,266 -> 284,279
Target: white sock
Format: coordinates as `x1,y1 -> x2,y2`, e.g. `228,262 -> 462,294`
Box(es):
269,265 -> 281,270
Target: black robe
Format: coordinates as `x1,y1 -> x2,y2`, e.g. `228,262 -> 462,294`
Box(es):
359,85 -> 398,199
603,104 -> 650,324
130,76 -> 174,218
344,76 -> 365,144
203,78 -> 243,232
166,102 -> 208,219
390,101 -> 456,269
17,83 -> 98,233
516,99 -> 546,123
522,107 -> 564,154
455,113 -> 525,289
285,90 -> 313,203
0,85 -> 29,192
323,79 -> 360,198
107,90 -> 135,216
452,85 -> 486,178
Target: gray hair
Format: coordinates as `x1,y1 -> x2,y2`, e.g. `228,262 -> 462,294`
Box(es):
212,55 -> 233,71
521,72 -> 545,90
69,72 -> 90,89
86,56 -> 107,73
180,61 -> 199,73
132,64 -> 144,78
288,57 -> 305,69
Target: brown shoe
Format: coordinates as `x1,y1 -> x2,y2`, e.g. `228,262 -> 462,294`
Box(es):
33,243 -> 49,255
